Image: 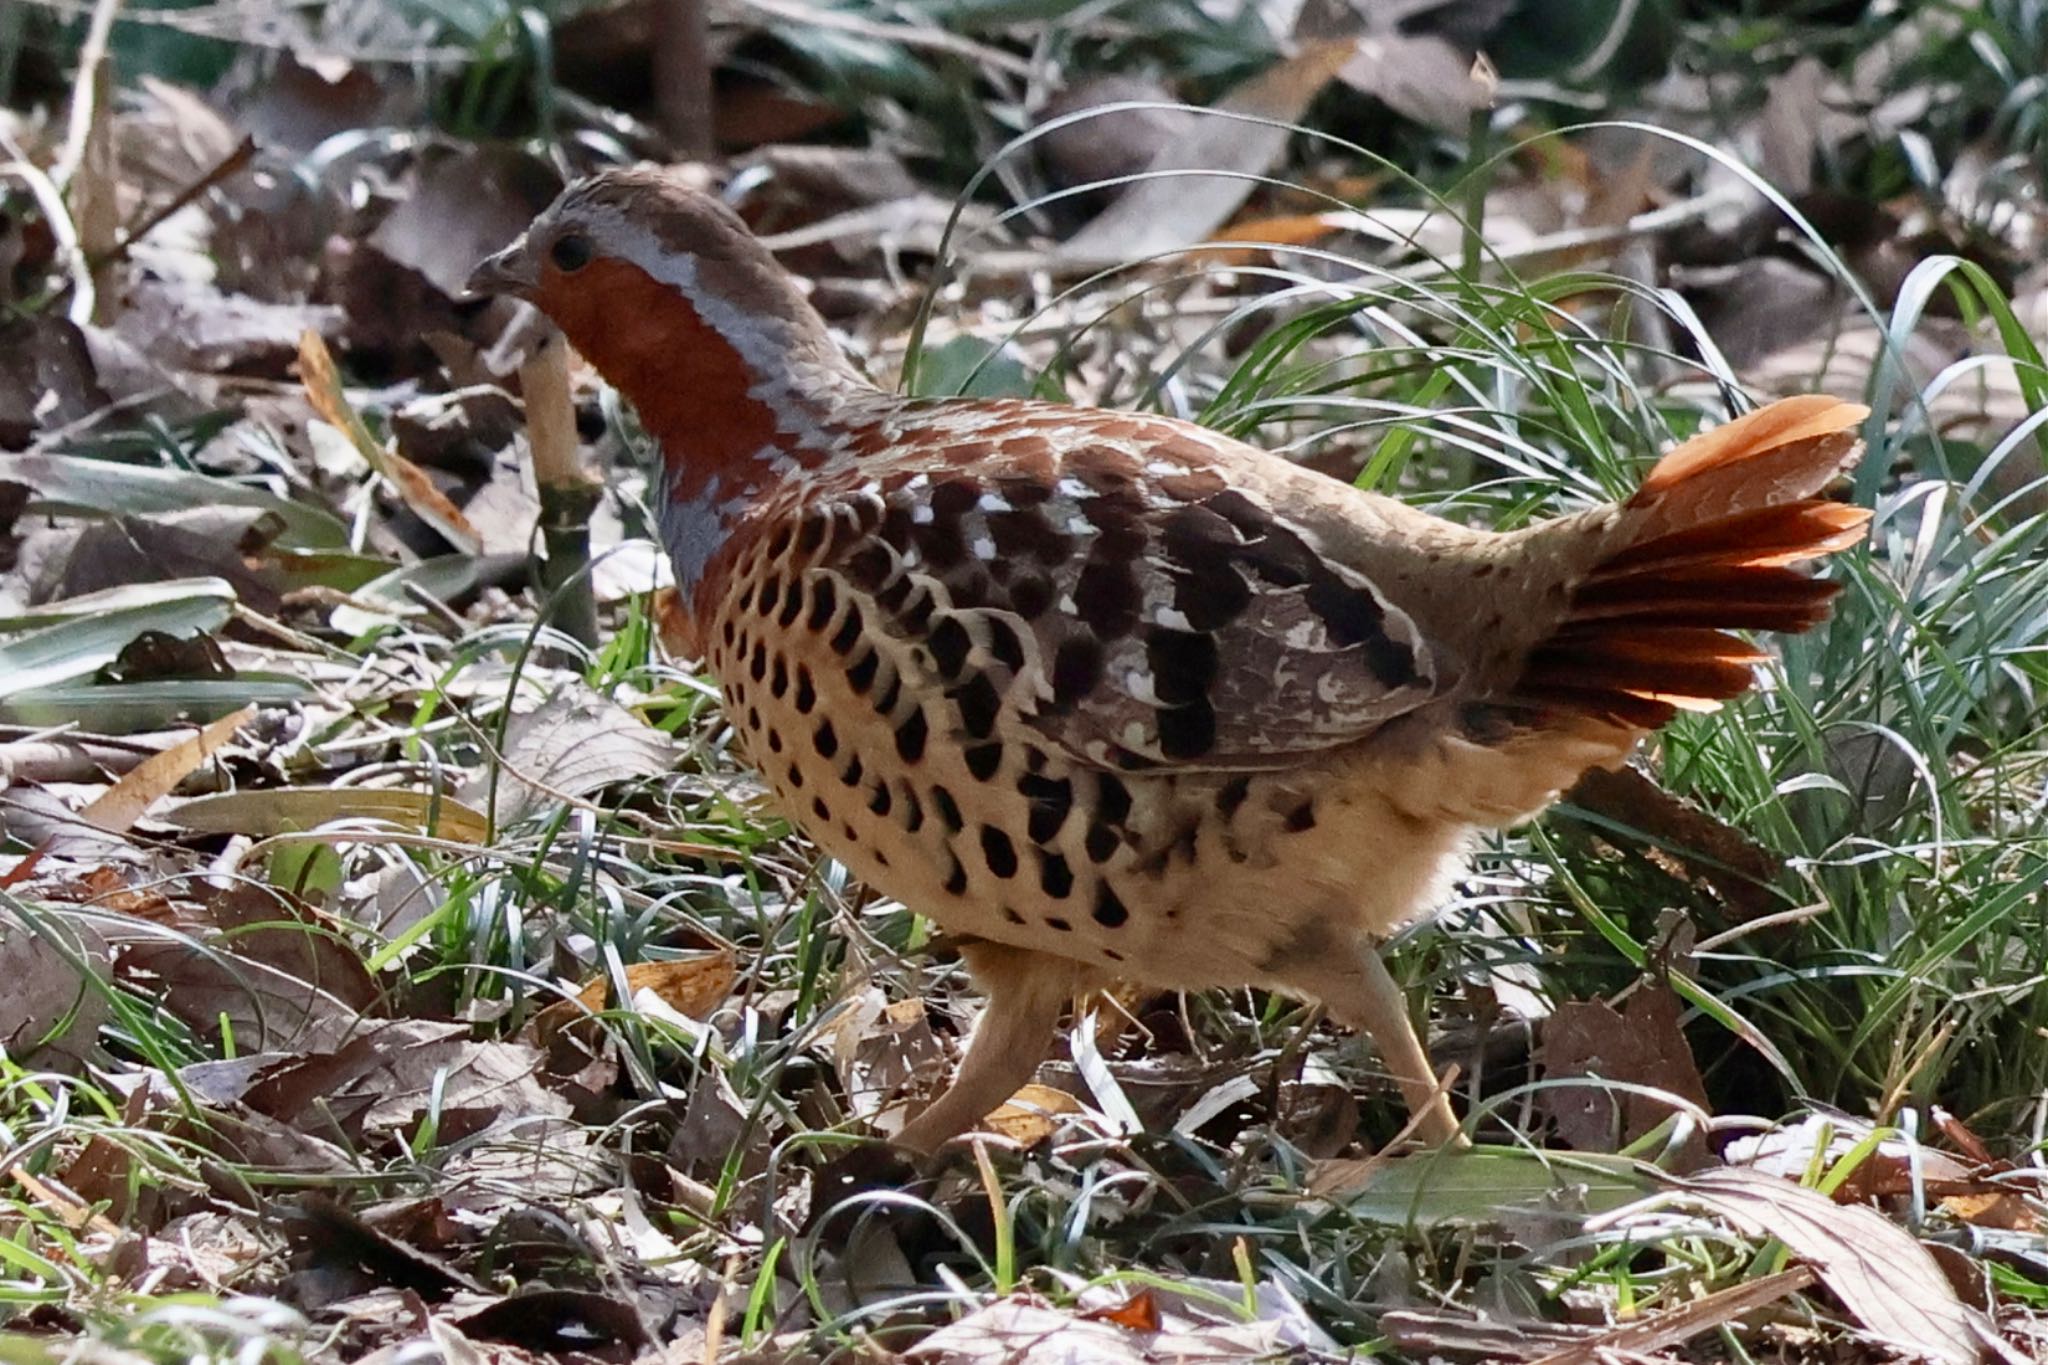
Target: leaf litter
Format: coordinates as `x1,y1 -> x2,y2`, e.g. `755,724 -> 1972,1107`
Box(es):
2,5 -> 2047,1364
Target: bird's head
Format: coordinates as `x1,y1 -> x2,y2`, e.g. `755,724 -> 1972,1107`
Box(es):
466,166 -> 860,460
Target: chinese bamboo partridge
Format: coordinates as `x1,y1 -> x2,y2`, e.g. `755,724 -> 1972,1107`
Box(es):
468,167 -> 1870,1152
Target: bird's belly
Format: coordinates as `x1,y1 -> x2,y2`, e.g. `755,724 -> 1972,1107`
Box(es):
707,592 -> 1467,985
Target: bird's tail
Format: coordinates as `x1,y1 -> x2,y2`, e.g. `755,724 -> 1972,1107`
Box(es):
1513,396 -> 1873,729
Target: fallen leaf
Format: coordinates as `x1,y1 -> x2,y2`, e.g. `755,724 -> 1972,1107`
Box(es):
283,1197 -> 486,1297
35,512 -> 291,614
1622,1166 -> 1990,1365
1054,40 -> 1359,269
454,1289 -> 650,1352
1539,982 -> 1712,1167
532,952 -> 737,1047
982,1081 -> 1085,1147
0,317 -> 108,446
162,787 -> 491,844
241,1019 -> 570,1147
118,938 -> 363,1053
0,906 -> 110,1073
79,705 -> 252,833
1033,74 -> 1192,204
458,684 -> 678,827
1082,1287 -> 1162,1332
299,331 -> 482,555
1529,1269 -> 1815,1365
366,146 -> 561,301
112,278 -> 343,376
1565,764 -> 1787,921
1335,30 -> 1493,135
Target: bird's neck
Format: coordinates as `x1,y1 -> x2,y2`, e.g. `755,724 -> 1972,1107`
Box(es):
538,256 -> 874,603
548,258 -> 866,485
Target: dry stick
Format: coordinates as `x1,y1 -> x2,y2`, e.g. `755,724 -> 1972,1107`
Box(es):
520,328 -> 601,649
56,0 -> 122,323
90,134 -> 257,270
652,0 -> 716,159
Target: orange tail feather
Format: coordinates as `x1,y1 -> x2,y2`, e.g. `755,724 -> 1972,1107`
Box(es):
1517,397 -> 1872,729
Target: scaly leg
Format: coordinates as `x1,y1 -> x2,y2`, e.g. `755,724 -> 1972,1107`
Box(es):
1274,938 -> 1468,1148
894,942 -> 1089,1155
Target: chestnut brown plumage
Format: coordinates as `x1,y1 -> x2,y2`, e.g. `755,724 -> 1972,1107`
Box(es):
470,166 -> 1871,1152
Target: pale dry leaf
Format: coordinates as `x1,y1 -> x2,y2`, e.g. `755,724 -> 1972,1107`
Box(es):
0,908 -> 110,1072
1335,30 -> 1492,135
459,684 -> 678,827
1756,57 -> 1827,194
113,279 -> 343,376
80,704 -> 254,834
1530,1268 -> 1814,1365
1054,39 -> 1360,269
908,1299 -> 1149,1365
1638,1166 -> 1989,1365
298,330 -> 482,554
162,787 -> 492,843
843,995 -> 945,1133
367,146 -> 561,300
1724,1113 -> 1986,1206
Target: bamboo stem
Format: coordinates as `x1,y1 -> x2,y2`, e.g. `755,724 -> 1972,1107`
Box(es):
520,328 -> 601,649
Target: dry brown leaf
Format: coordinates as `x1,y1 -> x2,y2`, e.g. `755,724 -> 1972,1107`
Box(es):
113,280 -> 343,376
366,146 -> 561,300
0,317 -> 111,445
1566,764 -> 1785,921
1725,1114 -> 2000,1207
298,330 -> 482,554
532,952 -> 737,1046
80,704 -> 253,834
119,938 -> 363,1053
1540,982 -> 1712,1166
453,1288 -> 651,1353
241,1019 -> 570,1145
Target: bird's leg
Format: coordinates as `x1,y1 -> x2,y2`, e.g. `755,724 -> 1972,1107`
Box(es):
1275,938 -> 1469,1148
893,942 -> 1085,1155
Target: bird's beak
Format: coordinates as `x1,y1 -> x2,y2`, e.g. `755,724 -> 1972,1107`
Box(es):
463,238 -> 536,299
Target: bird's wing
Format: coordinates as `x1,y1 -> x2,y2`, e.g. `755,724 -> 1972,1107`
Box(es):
802,404 -> 1454,773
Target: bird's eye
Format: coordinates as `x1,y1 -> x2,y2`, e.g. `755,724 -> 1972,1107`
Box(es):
550,232 -> 593,273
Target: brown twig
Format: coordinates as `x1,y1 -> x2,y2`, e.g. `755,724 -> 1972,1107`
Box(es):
652,0 -> 716,158
90,134 -> 258,270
